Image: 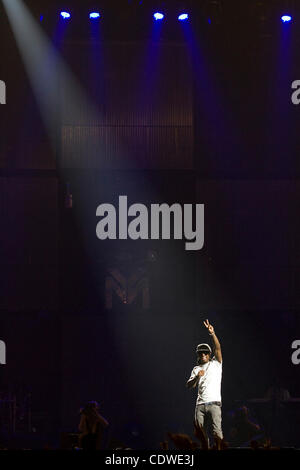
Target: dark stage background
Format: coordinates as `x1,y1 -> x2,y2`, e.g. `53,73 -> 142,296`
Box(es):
0,0 -> 300,449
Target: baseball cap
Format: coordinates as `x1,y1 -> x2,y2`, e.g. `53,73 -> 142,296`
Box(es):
196,343 -> 212,354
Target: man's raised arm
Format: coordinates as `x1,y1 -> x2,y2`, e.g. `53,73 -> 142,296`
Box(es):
203,319 -> 222,363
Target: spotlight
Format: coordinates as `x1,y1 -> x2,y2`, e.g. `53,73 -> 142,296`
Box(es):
281,15 -> 292,23
178,13 -> 189,21
60,11 -> 71,19
89,12 -> 101,19
153,12 -> 164,21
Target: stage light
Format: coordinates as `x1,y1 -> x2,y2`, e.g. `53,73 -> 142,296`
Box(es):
281,15 -> 292,23
89,12 -> 100,19
153,12 -> 164,21
178,13 -> 189,21
60,11 -> 71,20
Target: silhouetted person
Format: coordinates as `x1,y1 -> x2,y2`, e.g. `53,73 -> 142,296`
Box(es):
229,406 -> 262,447
78,401 -> 109,450
167,432 -> 198,450
264,378 -> 291,446
265,378 -> 291,402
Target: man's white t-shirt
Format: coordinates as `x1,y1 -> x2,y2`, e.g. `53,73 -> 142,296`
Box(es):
188,357 -> 222,405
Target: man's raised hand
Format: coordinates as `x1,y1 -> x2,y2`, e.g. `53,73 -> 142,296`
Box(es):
203,319 -> 214,335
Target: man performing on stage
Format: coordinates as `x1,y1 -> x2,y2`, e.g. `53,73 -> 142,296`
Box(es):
186,319 -> 223,447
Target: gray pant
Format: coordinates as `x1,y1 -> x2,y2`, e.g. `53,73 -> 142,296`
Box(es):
195,402 -> 223,441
